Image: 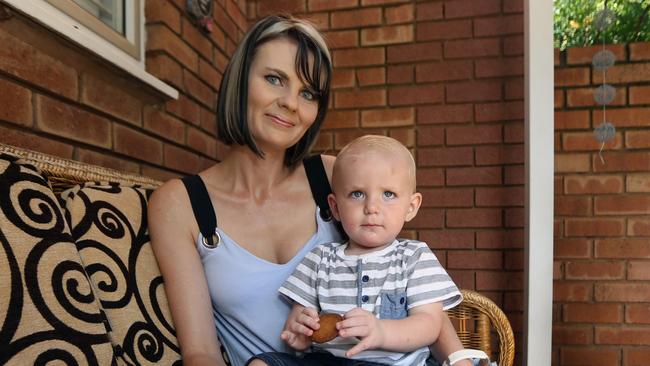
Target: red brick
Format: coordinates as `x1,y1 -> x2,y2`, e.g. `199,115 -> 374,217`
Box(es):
444,38 -> 501,59
561,347 -> 621,364
505,207 -> 524,227
387,65 -> 414,84
405,208 -> 444,229
564,303 -> 622,323
504,122 -> 523,143
415,126 -> 444,147
596,326 -> 650,345
595,195 -> 650,215
163,143 -> 202,173
225,0 -> 247,32
553,326 -> 593,345
564,174 -> 623,194
627,305 -> 650,325
628,218 -> 650,236
565,218 -> 625,237
385,4 -> 413,24
446,166 -> 502,186
475,101 -> 524,122
562,131 -> 622,151
417,20 -> 472,41
208,22 -> 227,50
420,188 -> 473,208
505,78 -> 523,100
183,69 -> 215,108
475,187 -> 523,207
448,250 -> 502,270
187,126 -> 217,158
594,63 -> 650,84
444,0 -> 500,18
595,239 -> 650,259
308,0 -> 357,11
566,44 -> 626,65
143,106 -> 185,144
146,54 -> 183,89
0,78 -> 32,126
503,34 -> 523,56
113,124 -> 163,164
505,251 -> 523,270
35,95 -> 111,148
324,110 -> 359,129
555,238 -> 591,258
333,47 -> 385,67
0,29 -> 77,99
388,128 -> 415,147
416,60 -> 472,82
598,108 -> 650,127
387,42 -> 442,63
416,167 -> 444,186
446,125 -> 501,146
555,48 -> 562,66
554,110 -> 590,130
389,85 -> 444,106
566,261 -> 625,280
629,85 -> 650,104
361,25 -> 413,46
447,208 -> 502,228
446,270 -> 474,290
323,30 -> 358,49
630,42 -> 650,61
593,152 -> 650,173
75,148 -> 140,174
182,18 -> 213,60
418,147 -> 473,167
567,87 -> 626,108
627,348 -> 650,366
555,89 -> 565,108
419,230 -> 474,249
476,229 -> 523,249
0,125 -> 73,159
446,80 -> 502,103
555,154 -> 590,173
331,8 -> 382,29
147,24 -> 198,71
199,58 -> 222,91
627,173 -> 650,192
167,94 -> 201,125
361,0 -> 410,5
313,132 -> 334,152
361,107 -> 413,127
554,282 -> 593,304
214,48 -> 229,73
82,73 -> 142,125
554,67 -> 590,87
145,0 -> 181,33
475,145 -> 524,166
334,130 -> 370,149
476,270 -> 522,290
630,260 -> 650,280
332,69 -> 356,89
199,107 -> 217,135
335,89 -> 386,108
475,57 -> 524,78
257,0 -> 306,16
596,283 -> 650,302
474,15 -> 523,36
626,130 -> 650,149
141,165 -> 178,182
417,104 -> 473,124
357,67 -> 385,86
415,2 -> 442,21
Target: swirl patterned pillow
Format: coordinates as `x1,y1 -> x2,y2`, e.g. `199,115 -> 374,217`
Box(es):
0,153 -> 115,365
60,183 -> 181,365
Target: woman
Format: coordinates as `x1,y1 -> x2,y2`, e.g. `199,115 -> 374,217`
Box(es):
148,15 -> 470,366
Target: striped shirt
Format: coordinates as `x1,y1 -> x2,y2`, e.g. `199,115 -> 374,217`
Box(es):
279,239 -> 462,366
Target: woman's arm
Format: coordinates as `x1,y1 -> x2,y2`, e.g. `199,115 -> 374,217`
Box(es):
148,180 -> 226,366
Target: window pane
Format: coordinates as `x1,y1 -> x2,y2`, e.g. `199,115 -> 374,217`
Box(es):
72,0 -> 124,35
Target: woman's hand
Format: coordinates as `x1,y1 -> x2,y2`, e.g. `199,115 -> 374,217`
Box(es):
337,307 -> 386,357
280,304 -> 319,350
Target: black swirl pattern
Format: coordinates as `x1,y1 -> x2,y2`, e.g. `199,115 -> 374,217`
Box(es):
0,153 -> 115,365
61,182 -> 181,365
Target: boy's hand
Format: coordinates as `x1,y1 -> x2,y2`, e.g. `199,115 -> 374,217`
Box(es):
280,305 -> 319,351
337,307 -> 386,357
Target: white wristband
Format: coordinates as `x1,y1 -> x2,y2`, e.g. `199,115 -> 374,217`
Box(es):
442,349 -> 490,366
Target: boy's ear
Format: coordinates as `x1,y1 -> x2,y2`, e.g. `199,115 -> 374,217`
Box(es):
327,193 -> 342,221
405,192 -> 422,222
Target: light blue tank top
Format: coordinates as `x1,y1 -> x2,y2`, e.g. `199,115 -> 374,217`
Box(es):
197,208 -> 342,366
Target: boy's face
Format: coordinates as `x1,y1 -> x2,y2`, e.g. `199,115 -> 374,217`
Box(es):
328,150 -> 422,252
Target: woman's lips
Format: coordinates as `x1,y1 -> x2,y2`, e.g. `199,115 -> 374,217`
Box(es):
267,114 -> 294,127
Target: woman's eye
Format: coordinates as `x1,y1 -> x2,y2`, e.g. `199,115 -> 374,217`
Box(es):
350,191 -> 364,199
300,89 -> 316,101
265,75 -> 282,85
383,191 -> 396,199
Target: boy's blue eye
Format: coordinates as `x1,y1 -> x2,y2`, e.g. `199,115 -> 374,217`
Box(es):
383,191 -> 396,199
351,191 -> 364,199
265,75 -> 282,85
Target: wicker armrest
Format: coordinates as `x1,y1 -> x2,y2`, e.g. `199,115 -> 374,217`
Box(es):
446,289 -> 515,366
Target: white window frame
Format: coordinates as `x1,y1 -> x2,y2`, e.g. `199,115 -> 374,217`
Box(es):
2,0 -> 178,99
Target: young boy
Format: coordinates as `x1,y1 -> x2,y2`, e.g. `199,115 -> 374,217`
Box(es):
249,135 -> 463,366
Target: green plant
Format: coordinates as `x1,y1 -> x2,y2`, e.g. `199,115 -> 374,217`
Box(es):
554,0 -> 650,50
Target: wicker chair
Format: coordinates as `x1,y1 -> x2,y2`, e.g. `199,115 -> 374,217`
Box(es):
447,289 -> 515,366
1,143 -> 515,366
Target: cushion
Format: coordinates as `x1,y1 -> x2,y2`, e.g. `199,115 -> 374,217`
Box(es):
0,153 -> 115,365
61,183 -> 181,365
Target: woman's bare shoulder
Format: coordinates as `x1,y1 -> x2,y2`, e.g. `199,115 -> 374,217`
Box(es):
320,154 -> 336,179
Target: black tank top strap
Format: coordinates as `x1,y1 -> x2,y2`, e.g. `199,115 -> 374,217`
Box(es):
303,155 -> 347,240
180,175 -> 219,248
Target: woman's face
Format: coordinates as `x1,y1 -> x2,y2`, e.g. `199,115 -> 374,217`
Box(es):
246,37 -> 320,154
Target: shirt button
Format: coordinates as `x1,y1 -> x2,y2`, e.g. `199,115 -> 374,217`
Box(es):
362,275 -> 369,282
400,297 -> 405,304
362,295 -> 369,302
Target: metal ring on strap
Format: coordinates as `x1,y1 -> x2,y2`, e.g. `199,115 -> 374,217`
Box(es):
202,231 -> 221,249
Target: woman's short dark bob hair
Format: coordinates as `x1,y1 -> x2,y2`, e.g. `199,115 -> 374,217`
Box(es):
216,15 -> 332,168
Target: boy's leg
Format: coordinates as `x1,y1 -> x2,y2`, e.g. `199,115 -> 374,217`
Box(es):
246,352 -> 307,366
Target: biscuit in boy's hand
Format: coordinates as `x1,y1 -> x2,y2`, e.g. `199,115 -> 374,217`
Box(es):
311,313 -> 342,343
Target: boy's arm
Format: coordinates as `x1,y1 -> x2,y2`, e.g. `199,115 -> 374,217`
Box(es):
340,301 -> 444,357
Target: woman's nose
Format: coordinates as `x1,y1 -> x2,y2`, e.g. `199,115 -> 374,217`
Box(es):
278,91 -> 298,112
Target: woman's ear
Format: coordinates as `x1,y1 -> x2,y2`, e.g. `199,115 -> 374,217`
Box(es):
405,192 -> 422,222
327,193 -> 341,221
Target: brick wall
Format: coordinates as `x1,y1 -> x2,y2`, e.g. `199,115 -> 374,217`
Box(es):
0,0 -> 247,181
554,44 -> 650,365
